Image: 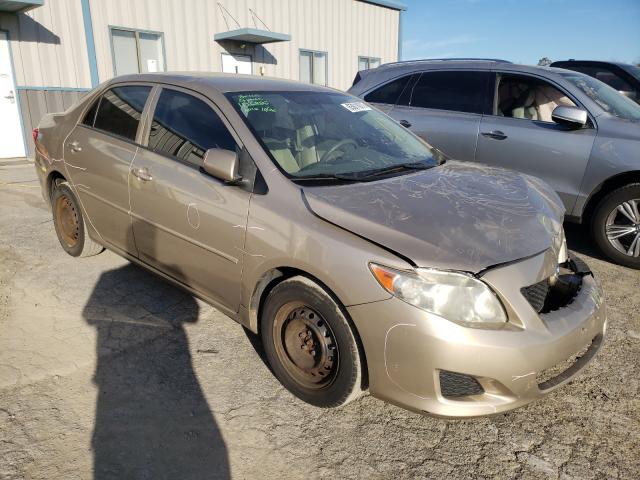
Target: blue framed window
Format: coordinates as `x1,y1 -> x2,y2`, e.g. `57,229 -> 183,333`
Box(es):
299,49 -> 327,86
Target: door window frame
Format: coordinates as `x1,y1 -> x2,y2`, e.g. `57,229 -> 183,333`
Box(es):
405,69 -> 494,115
488,70 -> 597,128
139,84 -> 245,168
77,82 -> 156,145
109,26 -> 167,76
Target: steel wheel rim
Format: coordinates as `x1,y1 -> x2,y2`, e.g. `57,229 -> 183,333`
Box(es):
605,198 -> 640,258
272,301 -> 339,390
55,194 -> 80,248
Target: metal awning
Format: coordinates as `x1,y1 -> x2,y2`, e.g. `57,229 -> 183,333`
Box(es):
0,0 -> 42,13
214,28 -> 291,44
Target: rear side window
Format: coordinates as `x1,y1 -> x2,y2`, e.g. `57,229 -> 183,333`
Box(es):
147,89 -> 237,167
410,71 -> 490,114
93,86 -> 151,141
364,75 -> 412,105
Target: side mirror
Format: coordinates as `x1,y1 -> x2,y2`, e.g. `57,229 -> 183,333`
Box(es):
202,148 -> 241,183
551,105 -> 588,128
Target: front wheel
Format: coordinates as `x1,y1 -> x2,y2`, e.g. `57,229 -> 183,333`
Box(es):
260,276 -> 364,408
591,184 -> 640,269
51,182 -> 104,257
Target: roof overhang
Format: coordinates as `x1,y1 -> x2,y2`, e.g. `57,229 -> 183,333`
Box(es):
358,0 -> 407,11
214,28 -> 291,45
0,0 -> 43,13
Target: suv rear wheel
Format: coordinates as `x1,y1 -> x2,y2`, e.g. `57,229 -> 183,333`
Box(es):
591,184 -> 640,269
260,276 -> 364,407
51,182 -> 104,257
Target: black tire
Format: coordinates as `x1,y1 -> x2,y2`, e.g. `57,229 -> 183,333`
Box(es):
260,276 -> 364,408
51,181 -> 104,258
591,183 -> 640,269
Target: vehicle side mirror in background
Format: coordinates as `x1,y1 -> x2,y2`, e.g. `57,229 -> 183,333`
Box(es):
551,105 -> 588,128
202,148 -> 242,183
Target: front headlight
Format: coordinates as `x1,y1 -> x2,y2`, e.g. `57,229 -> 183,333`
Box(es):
369,263 -> 507,327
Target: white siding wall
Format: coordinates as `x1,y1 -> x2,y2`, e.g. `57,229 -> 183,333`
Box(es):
89,0 -> 399,90
0,0 -> 91,88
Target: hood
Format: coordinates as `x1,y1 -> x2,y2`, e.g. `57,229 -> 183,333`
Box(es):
303,161 -> 565,273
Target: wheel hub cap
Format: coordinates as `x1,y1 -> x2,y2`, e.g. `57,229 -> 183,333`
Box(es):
55,194 -> 80,248
274,304 -> 338,388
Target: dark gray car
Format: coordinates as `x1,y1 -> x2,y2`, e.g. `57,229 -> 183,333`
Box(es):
349,59 -> 640,268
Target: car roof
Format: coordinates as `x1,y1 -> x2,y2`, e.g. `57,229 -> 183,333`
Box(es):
551,59 -> 635,69
107,72 -> 340,95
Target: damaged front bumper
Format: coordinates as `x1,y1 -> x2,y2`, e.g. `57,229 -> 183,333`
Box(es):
347,253 -> 606,418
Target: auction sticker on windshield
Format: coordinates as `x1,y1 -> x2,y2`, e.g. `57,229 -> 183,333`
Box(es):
341,102 -> 372,113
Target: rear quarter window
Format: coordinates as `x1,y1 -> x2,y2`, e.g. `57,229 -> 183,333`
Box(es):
364,75 -> 413,105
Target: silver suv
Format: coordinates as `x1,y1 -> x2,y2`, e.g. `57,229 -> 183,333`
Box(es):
349,59 -> 640,269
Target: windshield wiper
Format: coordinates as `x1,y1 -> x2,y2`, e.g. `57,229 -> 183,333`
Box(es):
337,161 -> 433,181
291,173 -> 360,183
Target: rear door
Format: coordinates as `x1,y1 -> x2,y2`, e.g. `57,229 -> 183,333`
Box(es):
63,84 -> 152,253
386,70 -> 492,160
129,86 -> 252,312
475,71 -> 596,211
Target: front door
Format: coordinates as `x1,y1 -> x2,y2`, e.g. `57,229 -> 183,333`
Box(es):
475,72 -> 596,211
129,87 -> 251,311
64,84 -> 152,253
0,31 -> 25,158
221,53 -> 252,74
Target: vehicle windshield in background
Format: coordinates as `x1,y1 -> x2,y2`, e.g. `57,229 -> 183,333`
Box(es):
623,64 -> 640,82
227,91 -> 442,180
561,72 -> 640,121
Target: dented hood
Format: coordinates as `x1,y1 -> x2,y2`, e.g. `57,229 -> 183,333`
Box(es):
303,161 -> 565,273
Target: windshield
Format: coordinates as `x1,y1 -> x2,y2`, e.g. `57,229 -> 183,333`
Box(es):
227,91 -> 441,180
561,72 -> 640,121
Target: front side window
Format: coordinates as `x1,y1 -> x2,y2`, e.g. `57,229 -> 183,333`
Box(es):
147,89 -> 237,167
300,50 -> 327,86
93,86 -> 151,141
228,91 -> 440,179
364,74 -> 413,105
561,71 -> 640,121
358,56 -> 380,71
410,71 -> 490,114
496,74 -> 576,122
111,28 -> 165,76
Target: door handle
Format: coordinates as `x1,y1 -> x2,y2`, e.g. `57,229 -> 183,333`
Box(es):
68,141 -> 82,152
481,130 -> 508,140
399,119 -> 412,128
131,167 -> 153,182
3,90 -> 15,103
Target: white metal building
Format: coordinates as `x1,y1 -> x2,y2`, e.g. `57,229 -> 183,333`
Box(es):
0,0 -> 406,158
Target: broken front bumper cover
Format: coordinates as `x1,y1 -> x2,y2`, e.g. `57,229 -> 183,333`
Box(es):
347,252 -> 606,418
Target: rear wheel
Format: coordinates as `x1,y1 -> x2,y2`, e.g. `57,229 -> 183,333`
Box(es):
591,184 -> 640,269
51,182 -> 104,257
260,276 -> 364,408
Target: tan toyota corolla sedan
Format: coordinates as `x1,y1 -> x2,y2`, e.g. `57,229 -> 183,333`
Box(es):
33,73 -> 606,417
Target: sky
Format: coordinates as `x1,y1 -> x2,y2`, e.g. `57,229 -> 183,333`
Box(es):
401,0 -> 640,66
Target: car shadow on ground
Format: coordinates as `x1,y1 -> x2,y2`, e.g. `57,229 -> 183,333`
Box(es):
564,222 -> 607,261
82,230 -> 229,479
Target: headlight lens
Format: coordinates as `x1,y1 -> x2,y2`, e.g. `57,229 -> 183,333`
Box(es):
370,263 -> 507,326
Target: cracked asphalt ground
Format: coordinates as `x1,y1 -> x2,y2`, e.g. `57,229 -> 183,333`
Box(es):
1,160 -> 639,480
